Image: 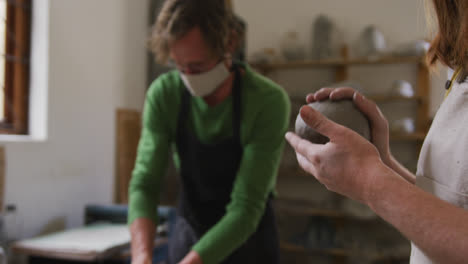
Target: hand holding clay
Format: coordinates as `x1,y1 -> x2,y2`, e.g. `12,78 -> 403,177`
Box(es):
306,87 -> 392,165
295,99 -> 371,144
286,106 -> 383,203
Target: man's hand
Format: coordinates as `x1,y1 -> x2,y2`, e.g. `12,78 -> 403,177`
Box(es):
305,87 -> 417,183
307,87 -> 392,165
285,105 -> 384,203
179,250 -> 203,264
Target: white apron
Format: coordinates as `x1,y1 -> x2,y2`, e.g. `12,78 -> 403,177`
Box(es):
410,76 -> 468,263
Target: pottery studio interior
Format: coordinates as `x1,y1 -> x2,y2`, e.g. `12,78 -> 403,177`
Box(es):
1,0 -> 467,264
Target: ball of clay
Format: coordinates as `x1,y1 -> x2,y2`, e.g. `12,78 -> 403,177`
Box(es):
295,100 -> 371,144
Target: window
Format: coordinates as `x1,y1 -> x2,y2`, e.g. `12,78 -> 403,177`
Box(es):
0,0 -> 31,134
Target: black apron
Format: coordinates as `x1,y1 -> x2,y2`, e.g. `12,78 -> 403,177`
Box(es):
168,64 -> 279,264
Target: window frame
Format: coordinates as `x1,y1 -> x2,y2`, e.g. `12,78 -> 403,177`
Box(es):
1,0 -> 32,134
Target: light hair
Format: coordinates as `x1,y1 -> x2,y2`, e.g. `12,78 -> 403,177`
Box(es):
149,0 -> 242,64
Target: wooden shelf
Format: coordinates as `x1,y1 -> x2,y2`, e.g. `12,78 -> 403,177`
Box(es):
390,132 -> 426,141
251,56 -> 424,72
276,196 -> 379,221
373,254 -> 411,263
277,167 -> 313,180
276,199 -> 344,218
280,241 -> 352,257
280,242 -> 410,262
368,95 -> 423,103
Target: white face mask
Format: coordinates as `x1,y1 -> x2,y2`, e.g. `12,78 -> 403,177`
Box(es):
180,61 -> 230,97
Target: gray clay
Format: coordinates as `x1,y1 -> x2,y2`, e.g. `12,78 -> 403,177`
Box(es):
295,100 -> 371,144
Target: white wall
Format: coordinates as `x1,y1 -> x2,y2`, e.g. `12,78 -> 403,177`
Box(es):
235,0 -> 447,116
3,0 -> 149,238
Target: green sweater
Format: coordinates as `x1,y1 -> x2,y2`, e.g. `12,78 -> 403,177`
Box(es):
128,64 -> 290,264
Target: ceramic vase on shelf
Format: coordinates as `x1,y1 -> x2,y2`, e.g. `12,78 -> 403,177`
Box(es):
310,14 -> 343,60
280,31 -> 306,61
355,25 -> 387,59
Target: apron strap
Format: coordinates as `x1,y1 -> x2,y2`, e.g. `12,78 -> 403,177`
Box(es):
177,85 -> 191,140
231,63 -> 242,142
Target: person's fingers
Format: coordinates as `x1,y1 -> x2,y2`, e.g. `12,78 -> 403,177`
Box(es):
306,93 -> 316,103
329,87 -> 356,100
352,92 -> 376,117
353,92 -> 388,129
313,87 -> 335,101
296,152 -> 319,178
286,132 -> 316,154
286,132 -> 324,178
285,131 -> 305,152
308,87 -> 355,103
285,131 -> 326,162
299,106 -> 344,140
